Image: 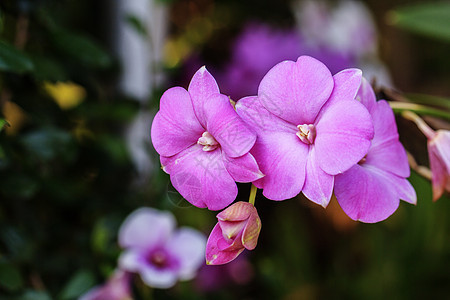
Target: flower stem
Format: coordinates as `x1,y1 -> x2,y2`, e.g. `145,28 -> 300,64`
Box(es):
389,101 -> 450,120
249,184 -> 257,206
401,110 -> 436,140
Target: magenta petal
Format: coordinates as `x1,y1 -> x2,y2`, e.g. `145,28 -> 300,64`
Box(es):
429,142 -> 450,201
223,152 -> 264,182
162,145 -> 237,210
151,87 -> 204,157
315,99 -> 374,175
204,94 -> 256,157
167,228 -> 206,280
188,66 -> 221,127
251,132 -> 308,200
365,100 -> 409,177
319,69 -> 362,113
302,147 -> 334,207
335,165 -> 400,223
258,56 -> 333,125
206,223 -> 244,265
118,208 -> 175,249
236,96 -> 297,135
357,77 -> 377,113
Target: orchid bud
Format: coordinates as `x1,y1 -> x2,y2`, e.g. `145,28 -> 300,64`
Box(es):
206,201 -> 261,265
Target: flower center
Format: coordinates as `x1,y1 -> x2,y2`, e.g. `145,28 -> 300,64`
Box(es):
149,249 -> 169,269
296,124 -> 316,145
197,131 -> 219,151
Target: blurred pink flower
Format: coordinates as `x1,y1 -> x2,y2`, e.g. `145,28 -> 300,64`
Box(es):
236,56 -> 374,206
409,114 -> 450,201
428,130 -> 450,200
151,67 -> 263,210
79,270 -> 132,300
218,22 -> 354,100
206,202 -> 261,265
334,78 -> 416,223
118,208 -> 206,289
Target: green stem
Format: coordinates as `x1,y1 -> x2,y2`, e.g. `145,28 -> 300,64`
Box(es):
388,101 -> 450,120
401,110 -> 436,139
249,184 -> 257,206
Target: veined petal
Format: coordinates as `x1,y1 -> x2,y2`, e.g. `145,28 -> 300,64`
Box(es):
335,165 -> 400,223
167,227 -> 206,280
364,100 -> 409,177
151,87 -> 204,157
302,147 -> 334,208
241,212 -> 261,250
118,208 -> 176,250
161,145 -> 237,210
235,96 -> 297,135
205,94 -> 256,157
357,77 -> 377,114
206,223 -> 244,265
223,152 -> 264,182
318,68 -> 362,115
429,143 -> 450,201
251,132 -> 308,200
188,66 -> 221,127
315,99 -> 374,175
258,56 -> 333,125
140,265 -> 179,289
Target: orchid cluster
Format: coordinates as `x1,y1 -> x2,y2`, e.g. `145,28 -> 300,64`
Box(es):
151,55 -> 448,265
81,208 -> 206,299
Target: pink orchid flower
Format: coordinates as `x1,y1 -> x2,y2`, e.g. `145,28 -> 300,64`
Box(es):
118,208 -> 206,289
206,202 -> 261,265
236,56 -> 374,207
80,270 -> 132,300
405,111 -> 450,201
151,67 -> 263,210
334,78 -> 416,223
428,130 -> 450,200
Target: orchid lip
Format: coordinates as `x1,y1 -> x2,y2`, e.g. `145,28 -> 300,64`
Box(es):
296,124 -> 316,144
197,131 -> 219,151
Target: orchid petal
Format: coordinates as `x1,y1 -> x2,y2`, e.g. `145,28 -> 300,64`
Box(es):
357,77 -> 377,113
258,56 -> 333,125
315,99 -> 374,175
302,147 -> 334,207
223,152 -> 264,182
188,66 -> 220,127
118,208 -> 175,250
161,146 -> 237,210
236,96 -> 297,135
205,94 -> 256,157
251,132 -> 308,200
167,227 -> 206,280
206,223 -> 245,265
335,165 -> 400,223
140,266 -> 179,289
151,87 -> 204,157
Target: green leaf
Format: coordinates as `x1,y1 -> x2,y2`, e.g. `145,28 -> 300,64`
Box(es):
30,55 -> 68,81
0,119 -> 9,132
51,30 -> 112,68
125,15 -> 148,37
0,261 -> 24,292
404,93 -> 450,110
18,290 -> 52,300
59,270 -> 95,300
389,2 -> 450,42
0,40 -> 34,73
20,128 -> 76,162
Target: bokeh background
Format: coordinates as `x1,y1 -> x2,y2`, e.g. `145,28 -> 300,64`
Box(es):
0,0 -> 449,299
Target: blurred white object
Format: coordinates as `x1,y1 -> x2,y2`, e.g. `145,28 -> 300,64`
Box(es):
113,0 -> 167,100
111,0 -> 168,178
294,0 -> 377,58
